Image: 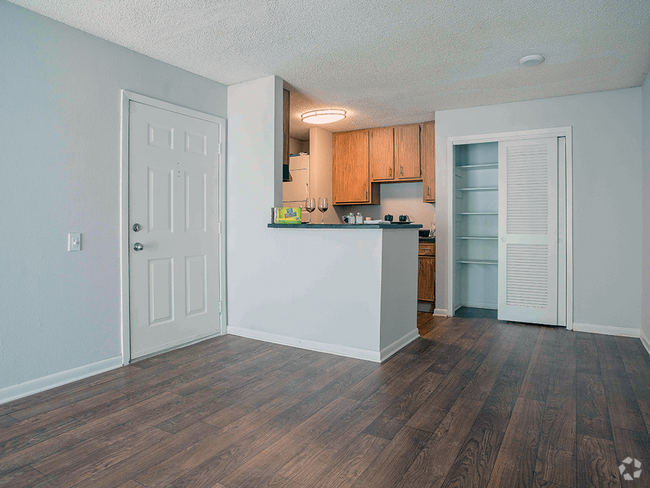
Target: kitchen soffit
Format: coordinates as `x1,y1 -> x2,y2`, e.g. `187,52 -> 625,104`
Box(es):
8,0 -> 650,139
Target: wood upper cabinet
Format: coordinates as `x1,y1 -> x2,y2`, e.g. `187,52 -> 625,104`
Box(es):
421,121 -> 435,202
395,124 -> 421,180
332,121 -> 433,203
333,130 -> 376,204
370,127 -> 394,181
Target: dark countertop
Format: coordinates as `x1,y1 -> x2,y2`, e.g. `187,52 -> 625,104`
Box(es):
268,223 -> 423,229
419,237 -> 436,242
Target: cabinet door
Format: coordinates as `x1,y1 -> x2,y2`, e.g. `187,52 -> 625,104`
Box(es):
421,122 -> 435,202
370,127 -> 394,181
418,256 -> 435,302
333,131 -> 370,204
395,124 -> 421,180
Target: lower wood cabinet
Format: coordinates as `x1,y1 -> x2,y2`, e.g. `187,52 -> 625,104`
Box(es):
418,242 -> 435,303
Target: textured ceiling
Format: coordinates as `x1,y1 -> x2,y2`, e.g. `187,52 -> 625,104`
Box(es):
9,0 -> 650,139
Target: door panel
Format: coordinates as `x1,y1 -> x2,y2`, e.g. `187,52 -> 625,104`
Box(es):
395,124 -> 421,179
185,172 -> 206,232
130,101 -> 222,359
332,131 -> 369,203
370,127 -> 394,181
498,137 -> 558,325
185,255 -> 207,317
148,258 -> 174,326
421,122 -> 435,202
148,168 -> 174,233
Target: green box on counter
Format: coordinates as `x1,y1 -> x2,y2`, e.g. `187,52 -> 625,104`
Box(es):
274,207 -> 302,224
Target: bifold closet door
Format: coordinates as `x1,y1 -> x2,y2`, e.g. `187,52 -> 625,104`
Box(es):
498,137 -> 558,325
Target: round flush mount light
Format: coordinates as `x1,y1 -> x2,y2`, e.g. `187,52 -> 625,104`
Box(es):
519,54 -> 545,67
301,109 -> 346,124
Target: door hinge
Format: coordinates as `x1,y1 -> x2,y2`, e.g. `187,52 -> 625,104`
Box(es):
218,143 -> 222,155
218,222 -> 221,234
219,302 -> 222,314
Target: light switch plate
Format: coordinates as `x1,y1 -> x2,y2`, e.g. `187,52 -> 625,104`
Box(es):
68,233 -> 81,252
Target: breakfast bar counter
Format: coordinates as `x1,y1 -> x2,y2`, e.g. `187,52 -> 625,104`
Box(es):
235,224 -> 423,362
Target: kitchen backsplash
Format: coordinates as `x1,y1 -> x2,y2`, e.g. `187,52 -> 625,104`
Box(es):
334,182 -> 435,229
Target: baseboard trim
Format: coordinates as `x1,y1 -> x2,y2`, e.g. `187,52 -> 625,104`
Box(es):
573,322 -> 640,338
640,329 -> 650,357
0,356 -> 123,406
380,329 -> 419,362
227,326 -> 381,362
461,301 -> 498,310
434,308 -> 448,316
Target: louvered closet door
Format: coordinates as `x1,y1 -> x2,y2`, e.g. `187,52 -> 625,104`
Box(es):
498,137 -> 558,325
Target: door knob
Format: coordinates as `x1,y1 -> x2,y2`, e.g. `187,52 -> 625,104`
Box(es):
133,242 -> 144,251
132,223 -> 142,232
501,237 -> 506,242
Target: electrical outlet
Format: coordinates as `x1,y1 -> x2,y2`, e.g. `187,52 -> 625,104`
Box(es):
68,233 -> 81,252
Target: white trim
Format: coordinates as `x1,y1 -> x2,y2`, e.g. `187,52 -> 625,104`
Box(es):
122,91 -> 224,124
119,90 -> 227,365
461,300 -> 498,310
447,135 -> 455,317
131,331 -> 221,360
573,322 -> 640,338
0,357 -> 122,405
565,128 -> 574,331
446,126 -> 573,329
434,308 -> 448,316
119,90 -> 131,365
380,329 -> 419,362
640,329 -> 650,357
228,326 -> 382,362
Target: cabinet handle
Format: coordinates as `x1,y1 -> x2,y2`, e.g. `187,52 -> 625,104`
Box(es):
389,167 -> 392,177
400,165 -> 403,176
365,190 -> 368,200
427,186 -> 430,196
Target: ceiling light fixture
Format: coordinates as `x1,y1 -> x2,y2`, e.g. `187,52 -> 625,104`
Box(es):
301,109 -> 346,124
519,54 -> 545,67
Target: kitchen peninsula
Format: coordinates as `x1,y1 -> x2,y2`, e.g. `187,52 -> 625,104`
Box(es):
258,223 -> 422,362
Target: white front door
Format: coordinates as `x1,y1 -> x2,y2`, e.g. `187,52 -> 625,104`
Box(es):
498,137 -> 559,325
129,101 -> 222,359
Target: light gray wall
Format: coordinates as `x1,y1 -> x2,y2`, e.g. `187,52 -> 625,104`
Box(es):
0,1 -> 227,391
227,77 -> 418,356
435,88 -> 643,331
642,70 -> 650,343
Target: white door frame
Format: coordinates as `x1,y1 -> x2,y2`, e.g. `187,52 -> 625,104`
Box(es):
446,126 -> 573,330
119,90 -> 227,364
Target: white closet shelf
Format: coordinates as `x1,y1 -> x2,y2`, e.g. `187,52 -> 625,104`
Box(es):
456,236 -> 498,240
456,163 -> 498,170
458,187 -> 498,191
455,260 -> 498,265
460,212 -> 498,215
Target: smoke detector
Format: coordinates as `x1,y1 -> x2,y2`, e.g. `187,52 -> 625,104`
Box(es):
519,54 -> 545,67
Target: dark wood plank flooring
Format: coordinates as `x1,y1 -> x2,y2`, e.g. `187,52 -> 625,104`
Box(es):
2,312 -> 650,487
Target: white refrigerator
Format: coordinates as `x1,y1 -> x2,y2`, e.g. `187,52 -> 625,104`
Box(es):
282,155 -> 309,223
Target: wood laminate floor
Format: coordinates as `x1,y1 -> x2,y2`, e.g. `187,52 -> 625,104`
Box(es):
2,313 -> 650,487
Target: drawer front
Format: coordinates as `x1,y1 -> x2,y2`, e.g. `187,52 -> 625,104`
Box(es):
418,242 -> 435,256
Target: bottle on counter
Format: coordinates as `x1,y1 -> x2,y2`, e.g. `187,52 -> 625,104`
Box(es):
347,213 -> 355,225
356,212 -> 363,224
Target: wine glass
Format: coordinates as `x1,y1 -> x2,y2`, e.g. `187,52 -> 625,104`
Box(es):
305,198 -> 316,223
318,198 -> 329,223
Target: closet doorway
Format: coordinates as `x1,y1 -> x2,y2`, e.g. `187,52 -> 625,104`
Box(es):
446,127 -> 572,329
